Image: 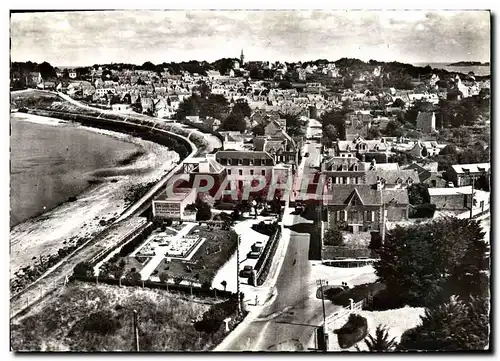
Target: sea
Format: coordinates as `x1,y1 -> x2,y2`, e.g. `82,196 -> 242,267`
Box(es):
412,62 -> 490,77
10,114 -> 141,228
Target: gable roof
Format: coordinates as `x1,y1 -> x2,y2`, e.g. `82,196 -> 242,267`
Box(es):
450,163 -> 490,174
324,185 -> 382,205
365,169 -> 420,185
382,189 -> 409,205
403,163 -> 432,182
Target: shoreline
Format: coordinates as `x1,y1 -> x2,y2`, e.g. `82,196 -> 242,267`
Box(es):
10,113 -> 180,282
10,112 -> 144,229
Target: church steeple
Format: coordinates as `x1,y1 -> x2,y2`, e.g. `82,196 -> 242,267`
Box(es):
240,49 -> 244,66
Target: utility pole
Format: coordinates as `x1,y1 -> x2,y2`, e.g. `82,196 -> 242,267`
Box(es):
316,279 -> 327,325
381,187 -> 386,244
133,310 -> 140,351
236,234 -> 242,315
316,279 -> 328,351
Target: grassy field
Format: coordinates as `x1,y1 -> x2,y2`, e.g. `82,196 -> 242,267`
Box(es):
11,282 -> 231,351
11,90 -> 61,109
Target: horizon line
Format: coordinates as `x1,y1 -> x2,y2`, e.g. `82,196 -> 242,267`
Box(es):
10,57 -> 491,69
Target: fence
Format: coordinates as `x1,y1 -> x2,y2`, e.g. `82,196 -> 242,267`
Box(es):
254,211 -> 285,285
90,220 -> 152,266
322,247 -> 376,260
325,298 -> 366,332
10,275 -> 71,321
71,274 -> 233,299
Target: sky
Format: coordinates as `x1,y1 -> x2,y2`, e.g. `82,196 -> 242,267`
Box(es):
10,10 -> 491,67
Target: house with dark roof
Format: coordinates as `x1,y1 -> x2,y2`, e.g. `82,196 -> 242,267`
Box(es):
446,163 -> 490,187
364,169 -> 420,189
322,183 -> 409,234
335,136 -> 391,163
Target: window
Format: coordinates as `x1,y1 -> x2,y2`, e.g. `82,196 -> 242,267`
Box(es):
250,169 -> 254,175
342,164 -> 348,171
238,169 -> 243,176
226,159 -> 231,166
261,169 -> 266,176
238,159 -> 243,166
353,164 -> 358,171
227,169 -> 232,175
249,160 -> 254,166
348,154 -> 352,157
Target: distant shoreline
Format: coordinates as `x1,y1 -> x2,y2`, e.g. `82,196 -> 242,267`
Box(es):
447,61 -> 490,66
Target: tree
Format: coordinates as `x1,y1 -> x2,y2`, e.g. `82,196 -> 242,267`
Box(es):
159,272 -> 169,283
220,112 -> 247,132
280,111 -> 304,137
141,61 -> 156,71
321,109 -> 349,141
323,124 -> 340,147
232,100 -> 252,118
408,183 -> 430,205
384,120 -> 404,137
324,226 -> 344,246
126,270 -> 142,284
362,324 -> 398,352
73,262 -> 94,278
38,61 -> 57,80
374,217 -> 488,307
252,124 -> 265,136
392,98 -> 405,108
366,127 -> 382,140
399,296 -> 489,351
196,202 -> 212,221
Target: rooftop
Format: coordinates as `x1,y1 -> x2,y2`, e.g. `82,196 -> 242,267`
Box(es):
450,163 -> 490,174
428,186 -> 473,196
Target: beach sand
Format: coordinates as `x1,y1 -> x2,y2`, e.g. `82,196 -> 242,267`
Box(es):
10,113 -> 180,280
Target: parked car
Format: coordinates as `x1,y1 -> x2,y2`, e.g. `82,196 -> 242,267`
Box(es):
239,265 -> 253,278
251,243 -> 263,252
247,251 -> 260,259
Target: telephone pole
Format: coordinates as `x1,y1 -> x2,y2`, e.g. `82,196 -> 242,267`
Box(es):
316,279 -> 328,352
133,310 -> 139,351
236,234 -> 242,315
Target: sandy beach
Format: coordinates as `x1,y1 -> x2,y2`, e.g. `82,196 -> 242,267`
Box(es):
10,113 -> 180,280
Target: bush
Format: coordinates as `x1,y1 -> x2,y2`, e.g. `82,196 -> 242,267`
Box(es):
80,310 -> 121,335
324,226 -> 344,246
73,262 -> 94,277
196,203 -> 212,221
326,282 -> 387,307
194,299 -> 238,334
251,221 -> 278,236
159,272 -> 169,283
334,314 -> 368,349
409,203 -> 436,218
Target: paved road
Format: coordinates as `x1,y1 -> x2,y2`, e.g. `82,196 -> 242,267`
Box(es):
219,213 -> 340,351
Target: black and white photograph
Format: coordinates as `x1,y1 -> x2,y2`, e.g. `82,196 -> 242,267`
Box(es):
8,8 -> 491,352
